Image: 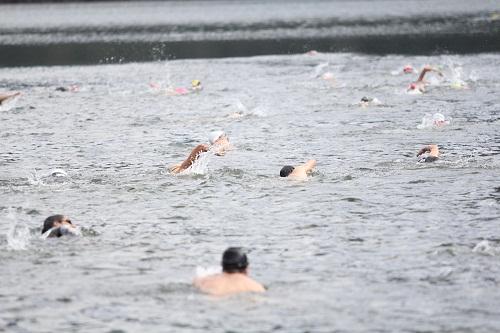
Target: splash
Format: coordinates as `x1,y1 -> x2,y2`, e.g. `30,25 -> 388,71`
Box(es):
180,151 -> 212,176
6,210 -> 31,251
27,169 -> 70,186
472,240 -> 497,256
417,113 -> 451,129
228,99 -> 266,118
441,60 -> 472,89
41,225 -> 81,239
313,62 -> 329,78
195,266 -> 221,278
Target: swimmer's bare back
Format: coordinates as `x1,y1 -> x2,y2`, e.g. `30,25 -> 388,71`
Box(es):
170,144 -> 209,174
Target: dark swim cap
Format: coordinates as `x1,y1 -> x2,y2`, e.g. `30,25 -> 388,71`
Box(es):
222,247 -> 249,273
42,214 -> 64,234
280,165 -> 295,177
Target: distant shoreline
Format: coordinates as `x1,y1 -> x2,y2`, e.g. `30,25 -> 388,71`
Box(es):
2,34 -> 499,68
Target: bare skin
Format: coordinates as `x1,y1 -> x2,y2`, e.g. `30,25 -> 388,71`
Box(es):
417,144 -> 440,163
408,65 -> 443,93
170,144 -> 209,174
417,144 -> 439,158
43,215 -> 78,238
289,159 -> 317,180
194,269 -> 265,296
0,92 -> 21,105
53,216 -> 75,229
169,135 -> 232,174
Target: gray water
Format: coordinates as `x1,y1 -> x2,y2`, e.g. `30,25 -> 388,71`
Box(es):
1,51 -> 500,332
1,0 -> 500,66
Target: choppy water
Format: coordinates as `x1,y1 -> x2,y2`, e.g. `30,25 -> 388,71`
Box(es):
1,52 -> 499,332
1,0 -> 500,66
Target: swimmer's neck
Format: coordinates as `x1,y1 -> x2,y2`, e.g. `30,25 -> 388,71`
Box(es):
222,270 -> 248,277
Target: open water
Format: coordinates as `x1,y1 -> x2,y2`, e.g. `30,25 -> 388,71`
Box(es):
1,1 -> 500,333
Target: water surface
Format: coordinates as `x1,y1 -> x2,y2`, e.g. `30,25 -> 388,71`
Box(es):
1,52 -> 499,332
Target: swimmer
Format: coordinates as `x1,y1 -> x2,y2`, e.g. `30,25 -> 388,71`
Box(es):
403,65 -> 416,74
152,80 -> 202,96
359,96 -> 382,107
41,215 -> 78,238
190,79 -> 202,92
417,144 -> 439,162
0,91 -> 21,105
280,159 -> 316,180
169,130 -> 231,174
193,247 -> 265,296
55,85 -> 79,92
407,65 -> 443,93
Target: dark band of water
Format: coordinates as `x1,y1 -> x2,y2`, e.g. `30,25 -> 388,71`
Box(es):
1,33 -> 500,67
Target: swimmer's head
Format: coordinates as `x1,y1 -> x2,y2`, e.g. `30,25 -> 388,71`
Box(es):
280,165 -> 295,177
222,247 -> 249,273
191,80 -> 201,87
208,130 -> 226,145
42,215 -> 74,236
408,83 -> 417,90
403,65 -> 414,74
360,96 -> 371,103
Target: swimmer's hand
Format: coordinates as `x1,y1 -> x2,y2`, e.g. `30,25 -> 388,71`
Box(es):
169,164 -> 182,173
303,159 -> 317,173
423,65 -> 443,76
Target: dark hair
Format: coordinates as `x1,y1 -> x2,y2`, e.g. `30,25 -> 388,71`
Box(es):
280,165 -> 295,177
42,215 -> 64,234
222,247 -> 249,273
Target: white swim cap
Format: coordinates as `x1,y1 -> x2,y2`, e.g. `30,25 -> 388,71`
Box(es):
208,130 -> 225,144
433,113 -> 445,122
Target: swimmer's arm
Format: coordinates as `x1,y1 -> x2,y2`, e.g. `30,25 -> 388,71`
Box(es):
0,92 -> 20,103
302,159 -> 317,173
417,66 -> 443,82
417,145 -> 439,157
416,146 -> 431,157
178,144 -> 209,171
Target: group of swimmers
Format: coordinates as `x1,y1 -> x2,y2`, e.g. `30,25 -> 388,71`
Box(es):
41,214 -> 264,295
2,62 -> 449,296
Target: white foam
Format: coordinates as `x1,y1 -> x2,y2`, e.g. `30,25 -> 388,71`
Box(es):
313,62 -> 329,78
195,265 -> 221,278
417,113 -> 451,129
180,151 -> 211,175
6,211 -> 31,251
472,240 -> 497,256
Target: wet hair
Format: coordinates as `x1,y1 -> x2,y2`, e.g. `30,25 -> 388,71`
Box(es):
41,214 -> 65,234
222,247 -> 249,273
280,165 -> 295,177
360,96 -> 371,103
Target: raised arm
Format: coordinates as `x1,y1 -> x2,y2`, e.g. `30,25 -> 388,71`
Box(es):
417,65 -> 443,82
176,144 -> 209,172
0,91 -> 20,103
301,159 -> 317,173
417,144 -> 439,157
